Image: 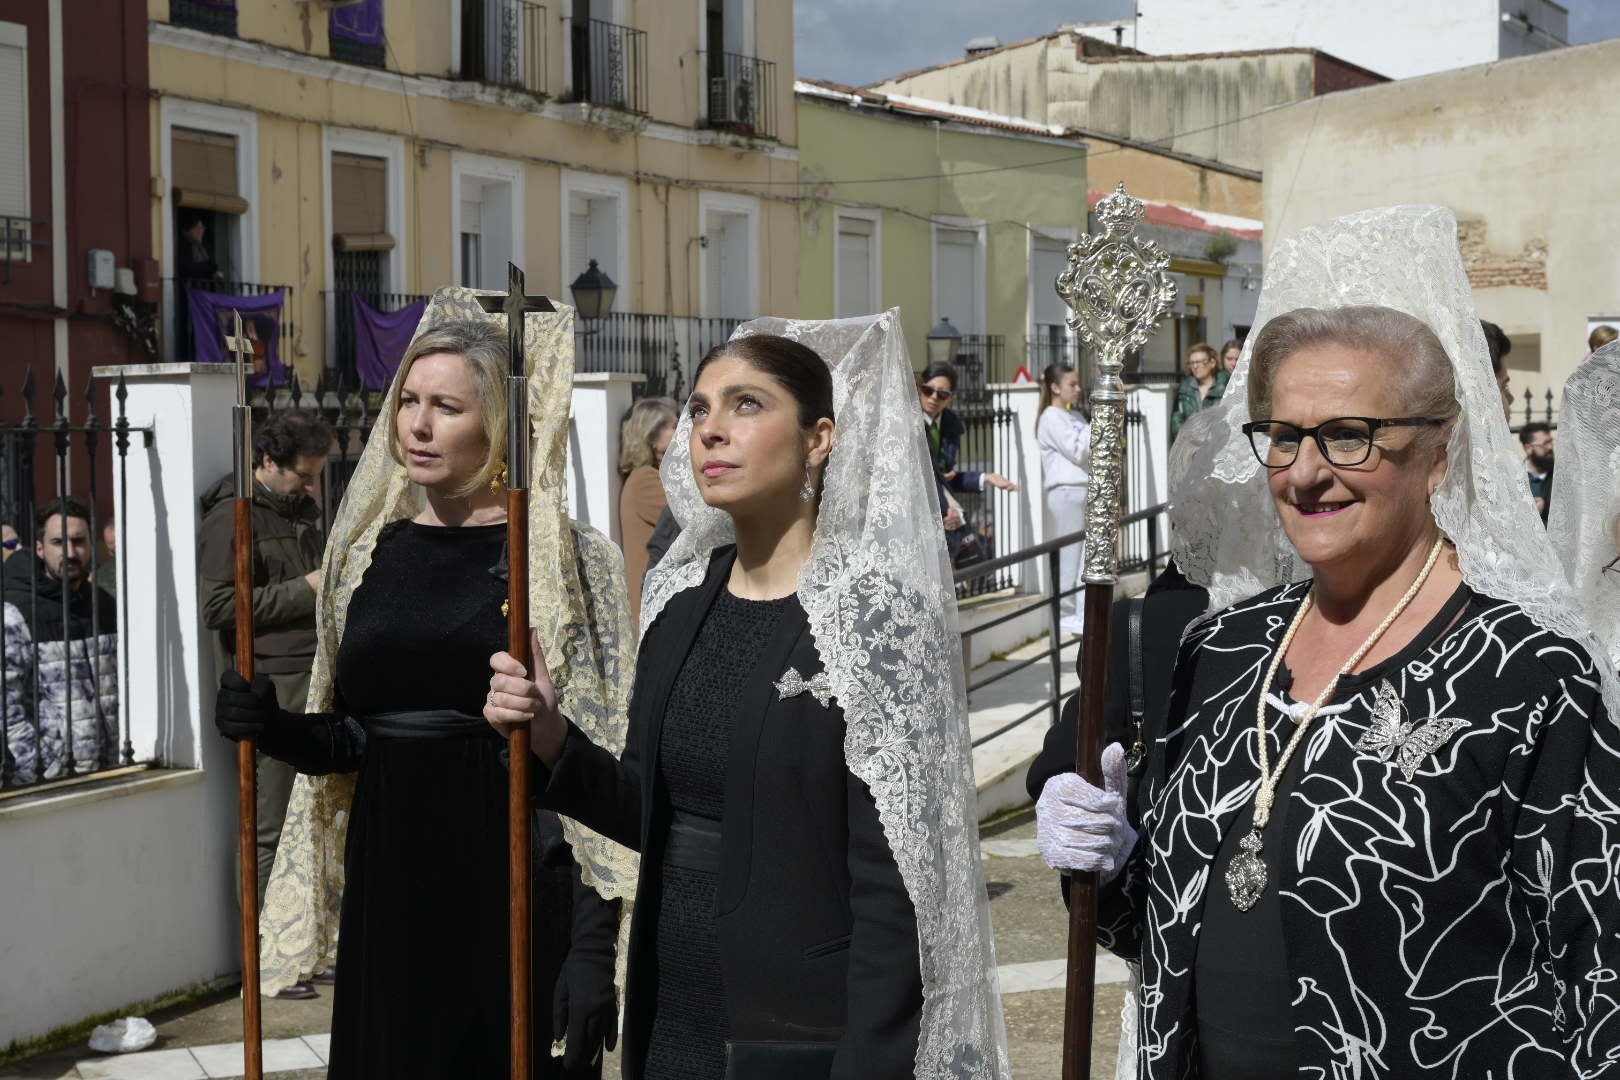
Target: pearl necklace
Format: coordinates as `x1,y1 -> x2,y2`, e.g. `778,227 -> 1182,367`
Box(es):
1224,535 -> 1447,911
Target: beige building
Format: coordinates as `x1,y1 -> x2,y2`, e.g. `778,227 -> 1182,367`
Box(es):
149,0 -> 797,395
1261,35 -> 1620,410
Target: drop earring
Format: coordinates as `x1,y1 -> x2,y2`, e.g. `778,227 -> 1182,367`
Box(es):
800,461 -> 816,502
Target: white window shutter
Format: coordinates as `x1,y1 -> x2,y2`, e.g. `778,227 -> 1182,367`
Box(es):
0,41 -> 28,219
836,217 -> 873,318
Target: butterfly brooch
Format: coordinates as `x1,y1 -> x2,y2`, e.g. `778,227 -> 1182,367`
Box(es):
1353,680 -> 1469,781
774,666 -> 833,708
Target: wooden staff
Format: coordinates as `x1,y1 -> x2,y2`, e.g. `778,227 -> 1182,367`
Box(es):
224,310 -> 263,1080
478,266 -> 555,1080
1053,184 -> 1176,1080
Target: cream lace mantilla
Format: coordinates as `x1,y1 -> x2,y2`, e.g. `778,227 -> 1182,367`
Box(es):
640,311 -> 1011,1079
258,287 -> 637,994
1548,342 -> 1620,668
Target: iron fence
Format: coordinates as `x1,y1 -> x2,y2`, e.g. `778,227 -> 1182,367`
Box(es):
704,52 -> 777,139
955,334 -> 1005,400
1026,334 -> 1080,380
1509,385 -> 1558,433
565,17 -> 647,113
168,279 -> 297,368
459,0 -> 546,94
0,370 -> 153,794
952,386 -> 1019,598
575,313 -> 741,401
956,503 -> 1170,740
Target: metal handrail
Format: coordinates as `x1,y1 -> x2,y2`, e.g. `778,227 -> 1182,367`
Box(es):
959,501 -> 1170,745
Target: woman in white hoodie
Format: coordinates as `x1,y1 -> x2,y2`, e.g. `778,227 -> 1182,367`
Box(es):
1036,362 -> 1090,637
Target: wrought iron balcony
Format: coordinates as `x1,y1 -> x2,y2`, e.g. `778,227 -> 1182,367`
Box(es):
564,17 -> 647,114
459,0 -> 546,95
704,52 -> 777,140
326,289 -> 431,389
170,0 -> 237,37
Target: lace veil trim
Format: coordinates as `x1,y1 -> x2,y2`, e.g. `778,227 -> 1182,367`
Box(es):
639,311 -> 1011,1078
258,287 -> 638,994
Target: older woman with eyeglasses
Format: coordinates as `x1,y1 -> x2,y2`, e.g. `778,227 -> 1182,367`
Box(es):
1036,205 -> 1620,1079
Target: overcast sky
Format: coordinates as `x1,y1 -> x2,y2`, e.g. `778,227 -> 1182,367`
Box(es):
794,0 -> 1620,88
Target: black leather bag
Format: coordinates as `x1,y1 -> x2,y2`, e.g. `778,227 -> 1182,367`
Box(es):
723,1040 -> 837,1080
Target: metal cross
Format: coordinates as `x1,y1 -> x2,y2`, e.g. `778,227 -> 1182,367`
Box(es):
224,308 -> 255,408
474,263 -> 553,492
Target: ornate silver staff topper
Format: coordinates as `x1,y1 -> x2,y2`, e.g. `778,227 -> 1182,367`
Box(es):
1055,182 -> 1177,586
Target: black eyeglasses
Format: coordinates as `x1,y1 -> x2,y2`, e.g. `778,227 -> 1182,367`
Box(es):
1242,416 -> 1446,468
1,539 -> 16,550
919,386 -> 955,402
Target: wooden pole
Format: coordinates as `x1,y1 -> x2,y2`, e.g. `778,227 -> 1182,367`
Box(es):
477,265 -> 554,1080
1053,185 -> 1176,1080
225,311 -> 263,1080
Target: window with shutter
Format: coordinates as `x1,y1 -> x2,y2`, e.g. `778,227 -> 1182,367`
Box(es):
836,215 -> 875,318
934,226 -> 981,335
0,25 -> 26,265
331,152 -> 393,252
172,128 -> 246,215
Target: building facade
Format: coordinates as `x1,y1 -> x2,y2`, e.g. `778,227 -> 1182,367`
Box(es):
0,0 -> 153,515
1077,0 -> 1569,81
148,0 -> 797,395
1262,34 -> 1620,409
796,80 -> 1089,385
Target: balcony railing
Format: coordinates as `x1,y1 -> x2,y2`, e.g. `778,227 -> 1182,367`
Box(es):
575,312 -> 741,400
704,52 -> 777,140
565,17 -> 647,114
460,0 -> 546,95
326,289 -> 431,388
170,0 -> 237,37
955,334 -> 1006,402
1026,334 -> 1080,379
167,279 -> 296,367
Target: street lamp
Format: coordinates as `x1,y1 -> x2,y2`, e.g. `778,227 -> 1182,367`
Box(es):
569,259 -> 618,320
927,316 -> 962,367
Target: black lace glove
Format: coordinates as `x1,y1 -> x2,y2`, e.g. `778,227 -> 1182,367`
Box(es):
552,873 -> 620,1074
215,670 -> 281,740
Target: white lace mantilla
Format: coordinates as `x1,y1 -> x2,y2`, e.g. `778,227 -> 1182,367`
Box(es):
640,311 -> 1011,1079
1547,342 -> 1620,668
1167,204 -> 1620,721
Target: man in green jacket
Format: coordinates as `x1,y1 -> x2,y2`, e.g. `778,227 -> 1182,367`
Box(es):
198,409 -> 334,996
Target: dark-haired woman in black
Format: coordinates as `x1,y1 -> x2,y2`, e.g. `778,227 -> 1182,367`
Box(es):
488,320 -> 1010,1079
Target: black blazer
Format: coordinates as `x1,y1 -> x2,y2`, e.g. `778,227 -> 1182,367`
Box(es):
540,547 -> 922,1079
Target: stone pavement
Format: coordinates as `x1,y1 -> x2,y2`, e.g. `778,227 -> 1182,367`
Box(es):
0,811 -> 1123,1079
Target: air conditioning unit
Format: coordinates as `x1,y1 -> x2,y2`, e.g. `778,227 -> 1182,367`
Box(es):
708,76 -> 757,129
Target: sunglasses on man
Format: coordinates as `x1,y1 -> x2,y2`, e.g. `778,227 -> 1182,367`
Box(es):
919,386 -> 955,402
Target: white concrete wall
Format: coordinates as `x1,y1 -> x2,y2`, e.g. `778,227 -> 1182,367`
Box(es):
1260,35 -> 1620,403
565,372 -> 644,542
1,365 -> 244,1053
1130,0 -> 1565,80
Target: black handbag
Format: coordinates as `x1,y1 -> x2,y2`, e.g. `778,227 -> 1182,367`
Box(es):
723,1040 -> 837,1080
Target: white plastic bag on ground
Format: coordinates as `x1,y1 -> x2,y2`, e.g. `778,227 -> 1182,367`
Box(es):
88,1016 -> 157,1054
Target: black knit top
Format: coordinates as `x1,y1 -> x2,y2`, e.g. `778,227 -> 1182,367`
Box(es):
645,588 -> 790,1078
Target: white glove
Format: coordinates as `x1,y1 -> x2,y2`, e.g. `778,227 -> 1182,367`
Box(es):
1036,742 -> 1138,881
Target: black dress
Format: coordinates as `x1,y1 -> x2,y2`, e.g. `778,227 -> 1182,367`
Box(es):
254,520 -> 615,1079
1099,581 -> 1620,1079
646,589 -> 789,1077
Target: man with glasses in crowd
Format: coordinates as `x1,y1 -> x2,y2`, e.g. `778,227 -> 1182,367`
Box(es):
1519,422 -> 1555,523
1,497 -> 119,785
198,408 -> 334,998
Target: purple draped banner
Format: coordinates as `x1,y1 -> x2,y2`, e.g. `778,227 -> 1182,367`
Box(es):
331,0 -> 384,45
353,293 -> 427,391
186,287 -> 286,387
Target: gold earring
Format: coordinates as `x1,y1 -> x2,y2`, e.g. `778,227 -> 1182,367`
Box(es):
490,461 -> 509,494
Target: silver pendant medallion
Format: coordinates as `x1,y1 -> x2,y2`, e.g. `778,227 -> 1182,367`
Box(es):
1225,830 -> 1268,911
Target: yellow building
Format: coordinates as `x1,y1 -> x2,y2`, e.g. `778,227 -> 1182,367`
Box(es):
796,79 -> 1089,385
149,0 -> 798,395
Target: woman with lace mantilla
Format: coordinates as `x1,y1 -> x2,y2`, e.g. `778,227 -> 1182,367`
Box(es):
1037,207 -> 1620,1079
487,318 -> 1010,1079
214,314 -> 627,1079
